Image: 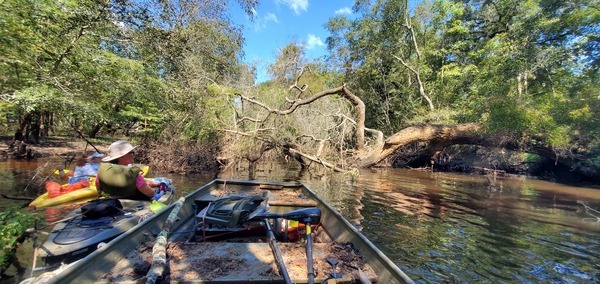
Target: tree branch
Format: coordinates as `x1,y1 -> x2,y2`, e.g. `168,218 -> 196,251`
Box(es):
392,54 -> 434,111
287,147 -> 345,172
236,84 -> 367,151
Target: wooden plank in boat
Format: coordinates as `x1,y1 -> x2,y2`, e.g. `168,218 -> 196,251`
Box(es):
259,184 -> 284,190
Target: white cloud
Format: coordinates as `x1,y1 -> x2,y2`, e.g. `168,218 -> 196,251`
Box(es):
264,12 -> 279,24
335,7 -> 352,15
252,12 -> 279,31
277,0 -> 308,15
306,34 -> 324,50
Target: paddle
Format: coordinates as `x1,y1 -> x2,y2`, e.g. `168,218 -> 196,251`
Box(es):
264,218 -> 292,284
255,208 -> 322,284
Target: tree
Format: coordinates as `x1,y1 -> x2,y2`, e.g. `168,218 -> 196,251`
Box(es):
0,0 -> 258,147
220,0 -> 600,181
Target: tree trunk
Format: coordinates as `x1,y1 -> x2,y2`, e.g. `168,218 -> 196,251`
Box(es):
13,112 -> 33,143
352,123 -> 587,180
353,123 -> 483,167
88,123 -> 103,138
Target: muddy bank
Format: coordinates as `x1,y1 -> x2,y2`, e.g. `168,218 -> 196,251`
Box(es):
392,144 -> 599,185
0,136 -> 107,160
0,137 -> 220,175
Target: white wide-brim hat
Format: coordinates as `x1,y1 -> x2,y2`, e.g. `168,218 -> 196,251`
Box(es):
101,140 -> 138,162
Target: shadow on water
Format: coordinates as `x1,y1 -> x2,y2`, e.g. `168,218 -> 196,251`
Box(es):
1,160 -> 600,283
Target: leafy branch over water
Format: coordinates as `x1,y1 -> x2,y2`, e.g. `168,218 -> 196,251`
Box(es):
0,208 -> 40,275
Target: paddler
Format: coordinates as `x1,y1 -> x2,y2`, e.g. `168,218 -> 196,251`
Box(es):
96,140 -> 162,200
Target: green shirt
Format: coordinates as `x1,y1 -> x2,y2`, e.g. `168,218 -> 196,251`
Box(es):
97,163 -> 144,199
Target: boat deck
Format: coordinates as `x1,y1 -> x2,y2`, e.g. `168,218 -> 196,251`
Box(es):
102,184 -> 379,283
104,238 -> 378,283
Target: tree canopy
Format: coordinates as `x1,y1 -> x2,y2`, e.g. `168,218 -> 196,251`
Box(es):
1,0 -> 598,179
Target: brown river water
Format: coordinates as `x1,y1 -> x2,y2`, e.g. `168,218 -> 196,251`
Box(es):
1,159 -> 599,283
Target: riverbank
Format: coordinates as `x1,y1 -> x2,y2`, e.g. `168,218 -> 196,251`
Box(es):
0,136 -> 109,160
2,136 -> 598,187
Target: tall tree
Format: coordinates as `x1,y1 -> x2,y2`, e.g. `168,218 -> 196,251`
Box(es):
0,0 -> 258,143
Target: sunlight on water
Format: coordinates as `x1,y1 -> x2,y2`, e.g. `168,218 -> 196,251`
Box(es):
338,169 -> 600,283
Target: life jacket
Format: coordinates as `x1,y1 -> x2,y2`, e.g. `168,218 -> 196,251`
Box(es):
45,179 -> 91,198
45,181 -> 63,198
62,179 -> 90,193
97,163 -> 143,199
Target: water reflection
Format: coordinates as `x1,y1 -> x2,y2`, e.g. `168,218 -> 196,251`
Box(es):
1,161 -> 600,283
342,169 -> 600,283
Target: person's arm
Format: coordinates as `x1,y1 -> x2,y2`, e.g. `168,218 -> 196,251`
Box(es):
135,174 -> 156,198
94,173 -> 99,187
57,165 -> 74,182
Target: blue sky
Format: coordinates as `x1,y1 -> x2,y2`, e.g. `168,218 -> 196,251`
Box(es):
230,0 -> 355,83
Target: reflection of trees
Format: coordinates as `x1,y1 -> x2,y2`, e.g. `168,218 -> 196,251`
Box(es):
285,167 -> 600,281
300,173 -> 366,226
347,175 -> 365,226
220,165 -> 600,281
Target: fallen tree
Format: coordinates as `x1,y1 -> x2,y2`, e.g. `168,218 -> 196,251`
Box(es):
352,123 -> 593,181
220,65 -> 596,182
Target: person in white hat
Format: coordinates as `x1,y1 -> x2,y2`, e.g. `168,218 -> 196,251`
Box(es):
57,151 -> 104,185
95,140 -> 160,200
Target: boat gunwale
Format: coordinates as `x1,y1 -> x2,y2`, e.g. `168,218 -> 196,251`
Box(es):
46,179 -> 413,284
301,182 -> 414,284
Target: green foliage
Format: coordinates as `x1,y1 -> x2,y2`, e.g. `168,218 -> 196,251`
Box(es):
0,208 -> 39,274
12,86 -> 62,113
1,0 -> 256,144
484,99 -> 530,134
522,153 -> 542,164
406,107 -> 463,125
325,0 -> 599,150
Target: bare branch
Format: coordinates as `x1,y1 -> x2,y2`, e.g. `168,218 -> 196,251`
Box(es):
405,13 -> 421,59
236,116 -> 264,124
288,65 -> 311,93
392,55 -> 434,111
579,201 -> 600,221
287,147 -> 346,172
237,84 -> 366,151
221,129 -> 276,138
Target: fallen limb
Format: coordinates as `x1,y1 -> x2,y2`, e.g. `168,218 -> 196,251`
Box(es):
287,148 -> 346,172
145,197 -> 185,284
578,201 -> 600,222
0,194 -> 34,201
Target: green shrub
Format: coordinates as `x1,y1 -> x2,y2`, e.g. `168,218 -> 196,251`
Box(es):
0,208 -> 39,275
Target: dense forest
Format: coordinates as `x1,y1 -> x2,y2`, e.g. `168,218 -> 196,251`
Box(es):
1,0 -> 599,182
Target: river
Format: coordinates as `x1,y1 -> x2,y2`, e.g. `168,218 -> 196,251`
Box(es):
1,159 -> 599,283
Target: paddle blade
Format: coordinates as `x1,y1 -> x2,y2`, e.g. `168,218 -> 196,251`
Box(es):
150,200 -> 167,213
54,169 -> 70,175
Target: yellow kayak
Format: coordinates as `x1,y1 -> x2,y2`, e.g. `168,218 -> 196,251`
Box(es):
30,165 -> 150,208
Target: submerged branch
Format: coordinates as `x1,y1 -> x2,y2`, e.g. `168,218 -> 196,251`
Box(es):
578,201 -> 600,222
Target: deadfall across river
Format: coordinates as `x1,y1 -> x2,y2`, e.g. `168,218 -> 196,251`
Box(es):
41,179 -> 414,283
